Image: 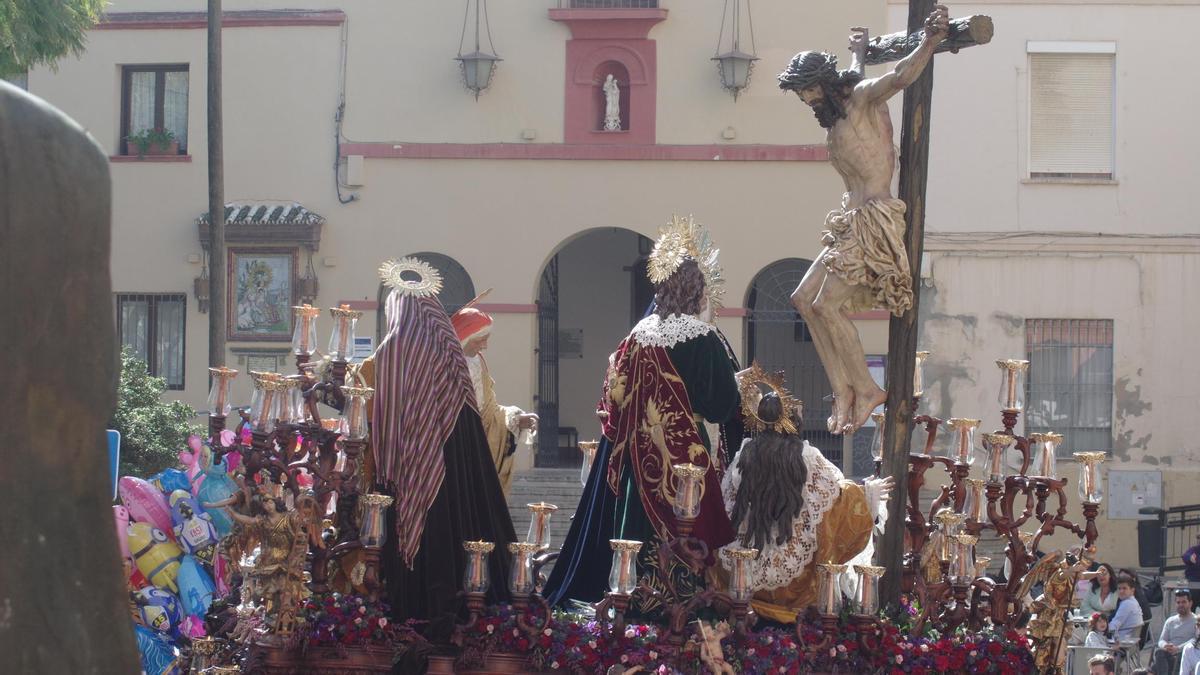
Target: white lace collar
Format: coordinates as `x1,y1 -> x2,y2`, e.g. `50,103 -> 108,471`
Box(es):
720,440 -> 846,591
630,313 -> 714,349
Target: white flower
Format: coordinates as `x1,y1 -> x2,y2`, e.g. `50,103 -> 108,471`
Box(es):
625,628 -> 636,639
896,655 -> 904,664
620,655 -> 629,664
551,662 -> 560,669
778,668 -> 786,674
829,648 -> 836,657
649,650 -> 658,660
765,636 -> 773,645
513,628 -> 520,637
920,644 -> 929,653
588,640 -> 597,649
969,650 -> 977,657
486,624 -> 495,634
378,618 -> 388,628
544,628 -> 553,636
837,644 -> 846,653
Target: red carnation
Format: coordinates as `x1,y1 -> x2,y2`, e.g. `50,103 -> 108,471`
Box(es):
987,641 -> 1003,656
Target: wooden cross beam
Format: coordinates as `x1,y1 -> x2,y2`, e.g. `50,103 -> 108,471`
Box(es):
876,3 -> 992,607
865,15 -> 994,66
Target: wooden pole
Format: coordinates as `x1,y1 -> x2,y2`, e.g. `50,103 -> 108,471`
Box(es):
207,0 -> 226,370
878,0 -> 936,607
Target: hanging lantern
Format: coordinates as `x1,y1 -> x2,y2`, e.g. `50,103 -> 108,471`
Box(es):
456,0 -> 501,99
711,0 -> 759,99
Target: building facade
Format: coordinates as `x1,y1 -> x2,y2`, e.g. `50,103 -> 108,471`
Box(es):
22,0 -> 1200,569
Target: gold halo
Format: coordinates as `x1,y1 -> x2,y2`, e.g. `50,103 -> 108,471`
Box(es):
646,214 -> 726,310
737,362 -> 802,435
378,257 -> 443,298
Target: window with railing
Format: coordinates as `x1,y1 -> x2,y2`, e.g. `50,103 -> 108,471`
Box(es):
560,0 -> 659,8
1025,319 -> 1114,456
116,293 -> 187,390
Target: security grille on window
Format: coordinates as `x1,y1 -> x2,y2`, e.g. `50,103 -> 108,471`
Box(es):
1025,319 -> 1113,456
1028,44 -> 1115,179
116,294 -> 187,390
120,65 -> 189,155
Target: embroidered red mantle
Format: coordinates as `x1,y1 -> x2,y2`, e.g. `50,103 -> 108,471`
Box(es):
601,337 -> 734,553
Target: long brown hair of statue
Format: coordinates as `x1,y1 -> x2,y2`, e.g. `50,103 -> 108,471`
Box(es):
654,258 -> 706,318
729,393 -> 808,551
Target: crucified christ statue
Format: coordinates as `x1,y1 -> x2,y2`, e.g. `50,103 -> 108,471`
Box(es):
779,5 -> 949,435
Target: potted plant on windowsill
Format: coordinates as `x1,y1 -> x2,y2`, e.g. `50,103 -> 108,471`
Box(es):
126,127 -> 179,158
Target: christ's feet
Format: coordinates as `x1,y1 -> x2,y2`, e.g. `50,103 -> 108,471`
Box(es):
849,386 -> 888,434
828,391 -> 854,434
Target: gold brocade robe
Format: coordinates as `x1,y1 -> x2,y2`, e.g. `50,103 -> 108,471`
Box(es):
748,481 -> 874,623
469,354 -> 520,496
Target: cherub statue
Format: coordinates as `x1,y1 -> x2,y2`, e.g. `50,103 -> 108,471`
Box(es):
224,490 -> 311,634
1015,548 -> 1091,674
697,620 -> 736,675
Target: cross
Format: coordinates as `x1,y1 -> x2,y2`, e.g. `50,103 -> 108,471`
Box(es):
869,4 -> 993,606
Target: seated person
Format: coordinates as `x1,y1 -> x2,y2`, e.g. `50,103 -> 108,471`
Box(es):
1109,575 -> 1145,644
1085,612 -> 1111,648
1177,619 -> 1200,675
1088,653 -> 1115,675
1150,589 -> 1195,675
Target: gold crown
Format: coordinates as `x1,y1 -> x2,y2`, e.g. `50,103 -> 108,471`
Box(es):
646,214 -> 725,310
737,362 -> 802,435
379,257 -> 443,298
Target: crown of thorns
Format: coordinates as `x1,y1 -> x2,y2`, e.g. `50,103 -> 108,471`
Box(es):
778,51 -> 840,92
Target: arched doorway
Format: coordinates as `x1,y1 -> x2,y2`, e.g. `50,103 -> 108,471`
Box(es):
745,258 -> 842,464
376,252 -> 475,343
535,228 -> 654,467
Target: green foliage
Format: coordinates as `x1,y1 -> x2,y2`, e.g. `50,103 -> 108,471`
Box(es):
0,0 -> 107,78
125,126 -> 177,157
110,347 -> 202,478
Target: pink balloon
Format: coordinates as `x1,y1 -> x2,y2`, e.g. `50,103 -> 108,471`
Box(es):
212,555 -> 230,598
223,450 -> 242,474
113,505 -> 132,560
119,476 -> 175,535
180,615 -> 207,639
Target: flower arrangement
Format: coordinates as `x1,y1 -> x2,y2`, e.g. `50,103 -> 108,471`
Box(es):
458,604 -> 1034,674
297,593 -> 408,647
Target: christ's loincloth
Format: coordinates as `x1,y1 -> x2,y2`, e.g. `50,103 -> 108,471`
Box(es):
820,195 -> 913,316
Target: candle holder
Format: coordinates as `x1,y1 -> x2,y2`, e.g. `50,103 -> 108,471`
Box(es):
996,359 -> 1029,413
578,440 -> 599,487
508,542 -> 541,602
291,304 -> 321,365
596,539 -> 642,636
973,556 -> 991,580
671,463 -> 706,536
854,565 -> 886,617
1074,452 -> 1106,504
949,534 -> 978,585
724,547 -> 760,635
981,433 -> 1014,483
525,502 -> 558,552
455,539 -> 494,638
249,372 -> 282,434
945,418 -> 979,465
816,563 -> 847,617
207,367 -> 239,433
913,350 -> 931,399
1029,432 -> 1062,479
358,493 -> 393,549
933,508 -> 966,562
869,412 -> 886,466
339,386 -> 374,441
328,305 -> 361,362
961,478 -> 986,528
190,636 -> 221,672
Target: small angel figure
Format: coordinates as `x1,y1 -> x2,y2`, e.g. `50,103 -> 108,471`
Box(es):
1016,547 -> 1092,674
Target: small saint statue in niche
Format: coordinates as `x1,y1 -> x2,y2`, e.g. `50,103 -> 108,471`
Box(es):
602,74 -> 621,131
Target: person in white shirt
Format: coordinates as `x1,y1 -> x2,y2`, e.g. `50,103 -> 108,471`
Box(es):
1178,619 -> 1200,675
1109,575 -> 1145,643
1152,590 -> 1197,675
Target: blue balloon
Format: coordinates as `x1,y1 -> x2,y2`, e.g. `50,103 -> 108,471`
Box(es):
134,623 -> 181,675
150,468 -> 191,496
177,555 -> 216,617
195,458 -> 239,537
137,587 -> 182,638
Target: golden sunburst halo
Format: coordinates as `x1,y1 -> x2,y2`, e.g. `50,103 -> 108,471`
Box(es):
378,257 -> 444,298
646,214 -> 726,310
738,362 -> 803,435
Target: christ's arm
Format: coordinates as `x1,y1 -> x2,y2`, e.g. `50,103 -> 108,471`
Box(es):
854,5 -> 948,103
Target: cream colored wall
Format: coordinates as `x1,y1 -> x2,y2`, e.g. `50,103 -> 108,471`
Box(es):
875,2 -> 1200,570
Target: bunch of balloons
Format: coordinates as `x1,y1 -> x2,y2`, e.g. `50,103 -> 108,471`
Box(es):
115,433 -> 237,675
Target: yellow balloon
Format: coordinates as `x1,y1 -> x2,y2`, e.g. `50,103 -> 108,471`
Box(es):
126,522 -> 183,593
